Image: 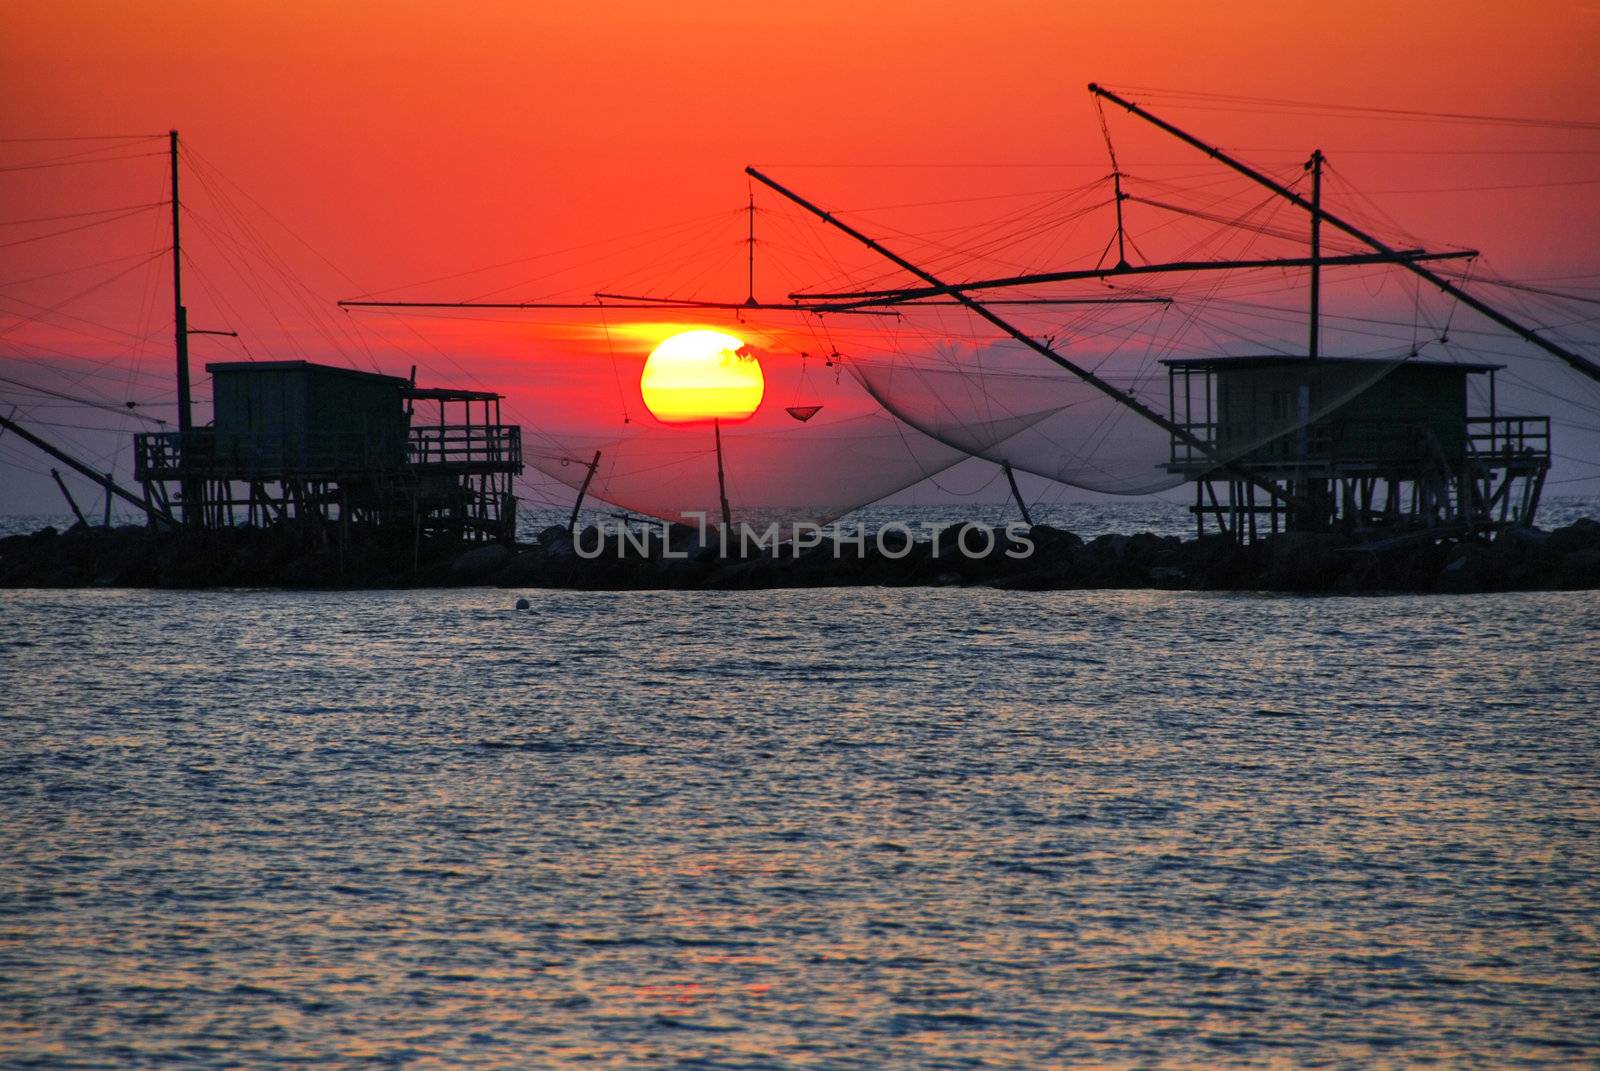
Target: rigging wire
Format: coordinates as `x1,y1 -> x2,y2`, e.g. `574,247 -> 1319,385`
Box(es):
9,116 -> 1596,517
0,151 -> 164,175
597,301 -> 632,425
1104,85 -> 1600,132
0,373 -> 165,424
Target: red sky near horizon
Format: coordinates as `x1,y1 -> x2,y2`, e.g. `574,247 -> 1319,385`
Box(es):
3,1 -> 1599,508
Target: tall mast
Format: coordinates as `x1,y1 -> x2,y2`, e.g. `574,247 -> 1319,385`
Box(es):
1088,83 -> 1600,386
1308,148 -> 1323,360
745,193 -> 757,307
170,130 -> 192,435
1111,171 -> 1128,269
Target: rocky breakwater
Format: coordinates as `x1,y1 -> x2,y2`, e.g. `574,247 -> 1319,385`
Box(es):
491,517 -> 1600,593
3,517 -> 1598,593
0,523 -> 454,589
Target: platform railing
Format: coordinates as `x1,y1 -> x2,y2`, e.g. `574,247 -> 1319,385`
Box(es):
1170,415 -> 1550,472
1165,419 -> 1347,468
1465,416 -> 1550,463
136,429 -> 408,477
134,429 -> 214,479
135,424 -> 524,480
406,424 -> 521,471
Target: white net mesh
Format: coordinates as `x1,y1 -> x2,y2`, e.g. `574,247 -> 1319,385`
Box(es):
524,410 -> 981,528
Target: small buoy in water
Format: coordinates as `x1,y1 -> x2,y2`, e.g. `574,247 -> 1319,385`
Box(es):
514,597 -> 530,610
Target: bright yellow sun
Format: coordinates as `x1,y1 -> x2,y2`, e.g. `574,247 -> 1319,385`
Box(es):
639,329 -> 764,423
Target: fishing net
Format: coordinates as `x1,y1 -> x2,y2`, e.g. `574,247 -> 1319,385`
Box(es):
850,346 -> 1178,494
847,341 -> 1412,495
385,151 -> 1599,526
524,401 -> 1065,528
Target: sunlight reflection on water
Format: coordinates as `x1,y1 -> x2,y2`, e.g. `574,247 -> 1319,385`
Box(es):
2,587 -> 1597,1068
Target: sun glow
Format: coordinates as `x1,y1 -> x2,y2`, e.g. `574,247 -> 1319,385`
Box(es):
639,329 -> 764,423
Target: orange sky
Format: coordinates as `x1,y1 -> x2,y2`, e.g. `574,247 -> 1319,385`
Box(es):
3,1 -> 1599,510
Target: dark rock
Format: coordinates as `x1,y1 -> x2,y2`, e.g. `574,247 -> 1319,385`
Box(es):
1549,518 -> 1600,555
1334,552 -> 1383,593
492,549 -> 549,586
664,521 -> 718,560
1261,531 -> 1352,592
1026,524 -> 1083,554
3,515 -> 1599,593
1087,533 -> 1131,559
985,562 -> 1076,591
1148,565 -> 1188,588
1437,542 -> 1496,594
451,544 -> 511,577
1559,547 -> 1600,589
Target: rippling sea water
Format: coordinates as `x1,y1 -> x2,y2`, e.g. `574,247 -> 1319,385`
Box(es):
3,587 -> 1598,1069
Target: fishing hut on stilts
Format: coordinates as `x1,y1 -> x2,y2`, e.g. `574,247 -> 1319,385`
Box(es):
135,361 -> 521,542
122,131 -> 523,544
1070,91 -> 1559,541
1163,355 -> 1548,540
790,88 -> 1565,544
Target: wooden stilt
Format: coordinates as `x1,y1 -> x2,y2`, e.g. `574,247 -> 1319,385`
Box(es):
1002,463 -> 1033,527
51,469 -> 89,527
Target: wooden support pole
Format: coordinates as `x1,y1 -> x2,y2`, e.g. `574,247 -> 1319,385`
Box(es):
169,130 -> 204,527
170,131 -> 191,438
50,469 -> 89,527
0,413 -> 171,524
714,418 -> 732,530
746,192 -> 757,306
796,250 -> 1474,306
1308,149 -> 1323,360
568,450 -> 602,533
1526,467 -> 1546,526
1111,171 -> 1128,268
1002,463 -> 1034,526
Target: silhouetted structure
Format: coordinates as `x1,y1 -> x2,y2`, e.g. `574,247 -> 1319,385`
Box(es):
1164,355 -> 1548,540
135,361 -> 521,542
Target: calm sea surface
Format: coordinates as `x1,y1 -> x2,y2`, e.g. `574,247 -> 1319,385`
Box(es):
2,586 -> 1597,1069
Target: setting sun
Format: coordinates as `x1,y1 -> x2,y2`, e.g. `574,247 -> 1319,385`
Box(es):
639,329 -> 764,424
